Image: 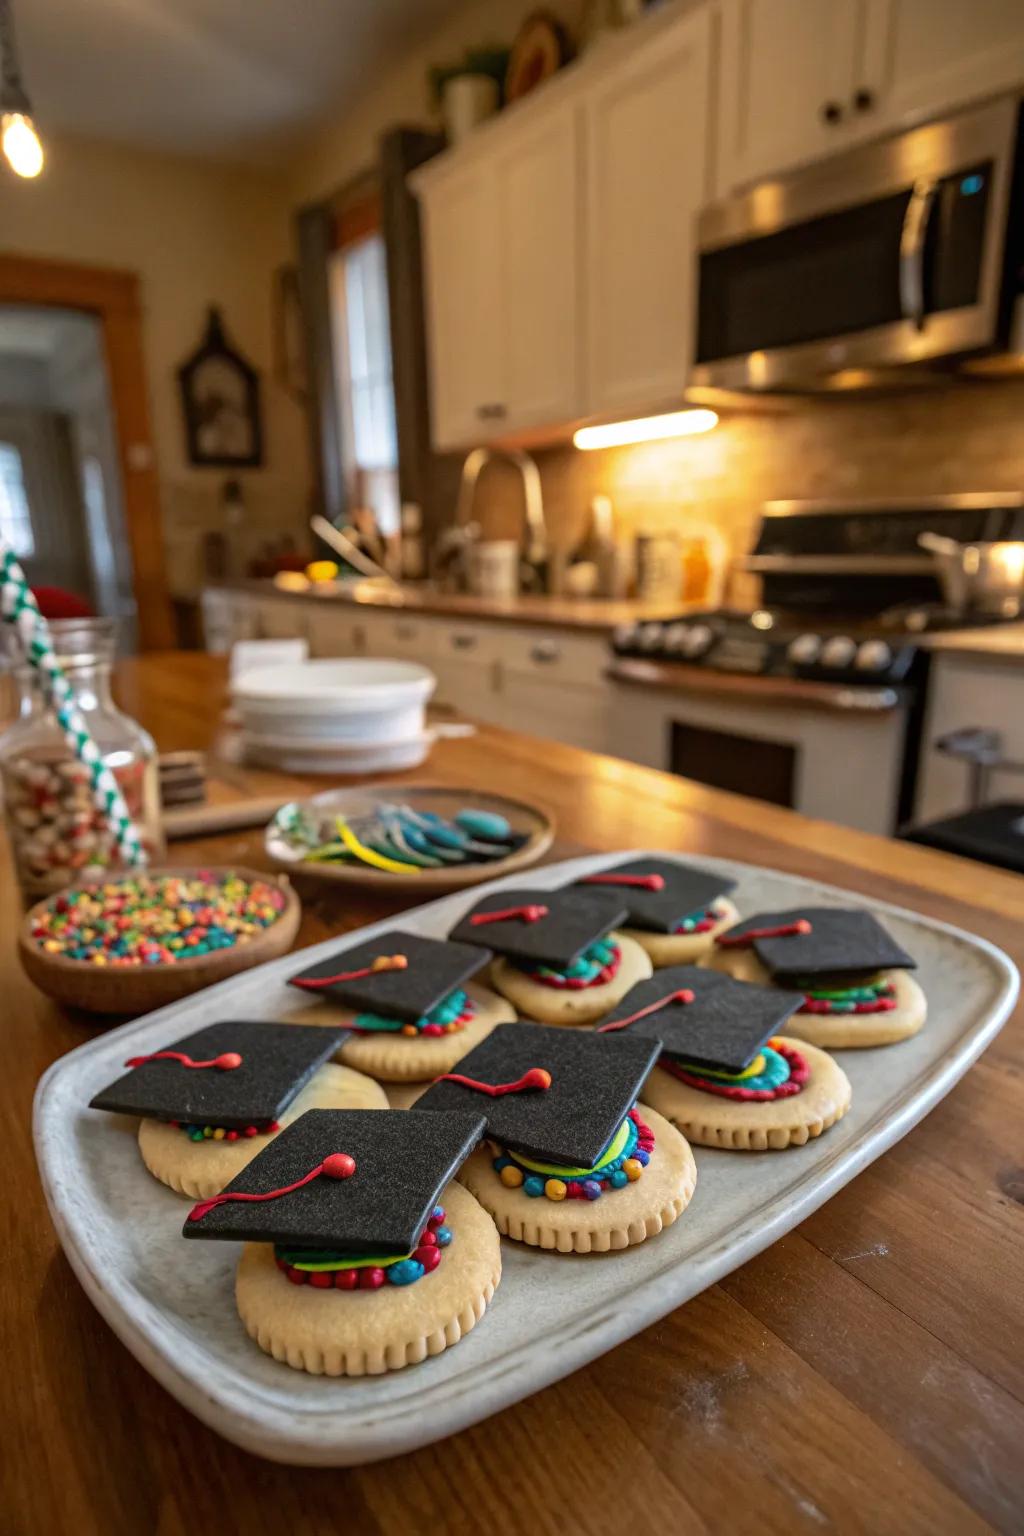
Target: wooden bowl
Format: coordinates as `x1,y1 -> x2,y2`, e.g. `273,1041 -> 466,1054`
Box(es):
266,784 -> 555,893
19,865 -> 301,1016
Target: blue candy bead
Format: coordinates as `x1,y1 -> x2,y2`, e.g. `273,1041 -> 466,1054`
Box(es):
432,1205 -> 445,1222
492,1155 -> 512,1172
523,1175 -> 545,1198
389,1259 -> 424,1286
608,1168 -> 629,1189
435,1225 -> 452,1247
634,1148 -> 650,1166
582,1179 -> 603,1201
455,809 -> 512,841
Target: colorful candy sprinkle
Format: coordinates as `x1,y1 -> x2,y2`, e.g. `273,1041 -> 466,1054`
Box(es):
29,870 -> 288,967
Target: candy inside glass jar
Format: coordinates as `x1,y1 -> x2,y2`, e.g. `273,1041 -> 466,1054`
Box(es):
0,618 -> 163,900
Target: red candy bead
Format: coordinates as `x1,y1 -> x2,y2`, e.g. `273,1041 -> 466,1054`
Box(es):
422,1024 -> 443,1037
225,1130 -> 239,1141
285,1267 -> 305,1285
429,1208 -> 445,1228
418,1230 -> 438,1247
309,1271 -> 332,1289
214,1052 -> 242,1070
415,1245 -> 441,1272
335,1269 -> 358,1290
322,1152 -> 357,1180
359,1267 -> 386,1290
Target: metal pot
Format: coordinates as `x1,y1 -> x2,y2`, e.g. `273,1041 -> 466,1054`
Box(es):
918,531 -> 1024,614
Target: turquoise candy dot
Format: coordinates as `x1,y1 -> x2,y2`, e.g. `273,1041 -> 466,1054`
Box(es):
492,1156 -> 512,1172
389,1259 -> 424,1286
608,1169 -> 628,1189
523,1175 -> 545,1197
435,1226 -> 452,1247
455,809 -> 512,841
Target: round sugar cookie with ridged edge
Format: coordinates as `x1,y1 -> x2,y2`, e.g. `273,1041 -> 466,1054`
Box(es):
707,945 -> 926,1047
490,932 -> 653,1027
624,896 -> 740,967
642,1037 -> 852,1151
459,1104 -> 696,1253
235,1180 -> 501,1376
138,1062 -> 388,1199
281,981 -> 514,1082
384,1080 -> 430,1110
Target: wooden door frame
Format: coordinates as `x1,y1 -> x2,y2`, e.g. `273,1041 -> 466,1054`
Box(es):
0,252 -> 174,649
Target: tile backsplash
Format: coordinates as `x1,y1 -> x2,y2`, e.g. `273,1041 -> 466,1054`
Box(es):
470,378 -> 1024,599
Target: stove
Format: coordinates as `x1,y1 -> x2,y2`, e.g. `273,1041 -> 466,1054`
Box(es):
606,495 -> 1024,838
611,495 -> 1024,686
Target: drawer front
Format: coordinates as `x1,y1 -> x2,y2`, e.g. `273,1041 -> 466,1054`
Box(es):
500,626 -> 608,687
439,622 -> 504,667
257,600 -> 310,641
500,675 -> 612,753
307,609 -> 364,657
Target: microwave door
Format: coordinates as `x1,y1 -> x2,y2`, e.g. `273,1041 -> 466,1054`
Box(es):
691,96 -> 1018,391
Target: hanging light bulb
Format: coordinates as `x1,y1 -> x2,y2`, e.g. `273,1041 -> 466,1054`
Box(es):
2,111 -> 43,177
0,0 -> 43,179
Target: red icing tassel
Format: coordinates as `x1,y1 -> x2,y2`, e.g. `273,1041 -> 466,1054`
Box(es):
597,988 -> 695,1033
436,1066 -> 552,1096
124,1049 -> 243,1071
187,1150 -> 356,1223
469,904 -> 549,926
291,953 -> 408,990
580,873 -> 665,891
716,919 -> 812,948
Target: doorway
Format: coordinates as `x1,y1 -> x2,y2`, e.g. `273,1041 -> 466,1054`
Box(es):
0,255 -> 173,650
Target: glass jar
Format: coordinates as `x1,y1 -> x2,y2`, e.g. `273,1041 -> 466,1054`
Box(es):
0,619 -> 164,900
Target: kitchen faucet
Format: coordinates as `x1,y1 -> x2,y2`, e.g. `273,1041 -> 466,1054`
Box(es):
454,446 -> 548,568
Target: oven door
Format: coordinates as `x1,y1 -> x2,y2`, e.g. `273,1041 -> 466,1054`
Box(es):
692,95 -> 1020,391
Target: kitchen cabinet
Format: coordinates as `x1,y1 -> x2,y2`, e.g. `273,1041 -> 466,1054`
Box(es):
584,4 -> 713,418
416,97 -> 581,451
869,0 -> 1024,131
717,0 -> 1024,194
914,650 -> 1024,822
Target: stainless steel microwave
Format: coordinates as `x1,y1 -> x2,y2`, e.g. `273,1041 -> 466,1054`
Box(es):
691,94 -> 1023,391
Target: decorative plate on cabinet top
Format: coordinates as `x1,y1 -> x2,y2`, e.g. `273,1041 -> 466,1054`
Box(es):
264,783 -> 556,891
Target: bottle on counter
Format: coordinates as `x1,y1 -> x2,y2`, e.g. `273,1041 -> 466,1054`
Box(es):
0,618 -> 164,902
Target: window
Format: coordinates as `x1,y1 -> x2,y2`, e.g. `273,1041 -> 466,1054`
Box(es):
0,441 -> 34,557
330,232 -> 400,534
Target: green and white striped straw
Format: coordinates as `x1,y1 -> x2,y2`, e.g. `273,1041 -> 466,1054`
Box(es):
0,544 -> 147,869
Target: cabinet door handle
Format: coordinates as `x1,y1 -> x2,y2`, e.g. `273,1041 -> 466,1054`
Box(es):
529,640 -> 561,665
476,403 -> 507,420
899,177 -> 939,330
452,633 -> 477,650
853,87 -> 875,112
821,100 -> 843,125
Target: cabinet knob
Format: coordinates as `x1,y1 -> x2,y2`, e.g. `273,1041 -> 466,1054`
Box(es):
476,403 -> 507,420
853,87 -> 875,112
452,632 -> 477,650
821,100 -> 844,125
529,640 -> 561,665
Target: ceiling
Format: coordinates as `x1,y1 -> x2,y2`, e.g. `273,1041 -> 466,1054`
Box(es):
14,0 -> 467,163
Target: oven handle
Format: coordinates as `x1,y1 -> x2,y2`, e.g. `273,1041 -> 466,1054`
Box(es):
899,177 -> 940,331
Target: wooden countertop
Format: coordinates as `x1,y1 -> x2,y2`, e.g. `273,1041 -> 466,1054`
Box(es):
924,622 -> 1024,665
218,577 -> 677,634
607,657 -> 904,713
8,652 -> 1024,1534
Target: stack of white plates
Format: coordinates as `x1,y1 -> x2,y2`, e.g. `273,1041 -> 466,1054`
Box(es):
231,658 -> 440,774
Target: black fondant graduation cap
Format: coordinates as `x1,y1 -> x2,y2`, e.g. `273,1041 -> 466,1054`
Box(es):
593,966 -> 805,1073
448,888 -> 628,969
417,1022 -> 659,1167
573,857 -> 737,934
718,907 -> 915,981
287,930 -> 491,1022
89,1021 -> 347,1129
182,1107 -> 485,1254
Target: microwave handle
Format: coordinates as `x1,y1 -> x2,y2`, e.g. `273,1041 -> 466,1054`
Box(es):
899,177 -> 940,330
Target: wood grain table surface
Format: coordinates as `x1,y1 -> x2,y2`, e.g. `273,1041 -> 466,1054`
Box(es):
5,653 -> 1024,1536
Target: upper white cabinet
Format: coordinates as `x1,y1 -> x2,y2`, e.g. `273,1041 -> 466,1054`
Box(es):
584,5 -> 713,418
869,0 -> 1024,129
718,0 -> 1024,193
417,97 -> 581,451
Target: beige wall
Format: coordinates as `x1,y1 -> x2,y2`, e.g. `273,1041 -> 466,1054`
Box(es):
0,131 -> 310,598
291,0 -> 584,201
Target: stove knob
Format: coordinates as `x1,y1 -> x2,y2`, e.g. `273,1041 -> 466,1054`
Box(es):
683,623 -> 714,659
787,632 -> 822,665
662,622 -> 690,655
855,639 -> 893,673
638,622 -> 665,652
821,635 -> 857,669
613,623 -> 638,651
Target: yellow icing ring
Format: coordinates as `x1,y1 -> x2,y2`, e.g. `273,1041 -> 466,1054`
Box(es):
509,1115 -> 631,1178
690,1052 -> 767,1083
